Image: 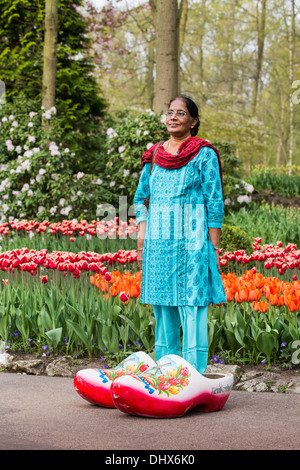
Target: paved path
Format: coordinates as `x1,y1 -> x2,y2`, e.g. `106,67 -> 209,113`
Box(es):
1,372 -> 299,451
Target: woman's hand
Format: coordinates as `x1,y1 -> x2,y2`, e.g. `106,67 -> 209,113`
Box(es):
137,221 -> 146,270
215,250 -> 222,274
137,249 -> 143,270
208,227 -> 222,274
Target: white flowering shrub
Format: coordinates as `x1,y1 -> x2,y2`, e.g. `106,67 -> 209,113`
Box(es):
103,110 -> 169,206
0,96 -> 113,222
214,141 -> 256,214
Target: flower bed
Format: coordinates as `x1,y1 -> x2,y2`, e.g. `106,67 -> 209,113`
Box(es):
0,221 -> 299,366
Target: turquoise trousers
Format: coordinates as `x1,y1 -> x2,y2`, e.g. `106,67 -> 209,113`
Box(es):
153,304 -> 209,374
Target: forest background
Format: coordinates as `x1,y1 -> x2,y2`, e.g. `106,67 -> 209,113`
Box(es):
93,0 -> 300,172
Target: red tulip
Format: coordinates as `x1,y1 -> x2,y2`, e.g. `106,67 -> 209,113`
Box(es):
120,292 -> 129,303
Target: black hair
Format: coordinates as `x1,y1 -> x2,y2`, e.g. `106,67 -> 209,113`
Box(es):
168,95 -> 200,137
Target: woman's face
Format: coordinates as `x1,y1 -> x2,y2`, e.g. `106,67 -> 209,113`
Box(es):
166,98 -> 197,138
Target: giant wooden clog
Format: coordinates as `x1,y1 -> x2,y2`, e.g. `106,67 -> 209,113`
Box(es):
74,351 -> 156,408
111,354 -> 233,418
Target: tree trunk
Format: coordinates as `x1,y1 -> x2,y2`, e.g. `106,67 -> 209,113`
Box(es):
146,37 -> 155,110
42,0 -> 58,114
154,0 -> 179,113
198,0 -> 206,101
252,0 -> 267,116
146,0 -> 157,110
178,0 -> 189,92
288,0 -> 295,176
179,0 -> 188,57
276,88 -> 287,167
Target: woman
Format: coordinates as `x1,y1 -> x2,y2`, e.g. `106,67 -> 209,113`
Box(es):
133,95 -> 226,375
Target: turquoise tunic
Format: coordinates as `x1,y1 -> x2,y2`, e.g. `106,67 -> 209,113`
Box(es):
133,146 -> 226,307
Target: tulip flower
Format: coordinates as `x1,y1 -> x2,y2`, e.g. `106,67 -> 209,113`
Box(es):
284,294 -> 300,312
248,288 -> 262,301
225,287 -> 234,302
120,291 -> 129,303
107,285 -> 117,296
269,293 -> 284,307
258,301 -> 269,312
235,287 -> 249,303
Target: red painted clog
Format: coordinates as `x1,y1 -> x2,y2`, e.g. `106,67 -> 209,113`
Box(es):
111,354 -> 233,418
74,351 -> 156,408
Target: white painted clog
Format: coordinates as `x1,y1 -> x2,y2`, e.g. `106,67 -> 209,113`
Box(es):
111,354 -> 233,418
74,351 -> 156,408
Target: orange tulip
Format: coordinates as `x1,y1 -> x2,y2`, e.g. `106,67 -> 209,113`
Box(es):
258,301 -> 268,312
225,287 -> 235,302
248,288 -> 262,301
269,293 -> 284,307
263,284 -> 278,299
128,284 -> 140,298
284,294 -> 300,312
109,285 -> 119,296
254,276 -> 264,289
235,287 -> 249,303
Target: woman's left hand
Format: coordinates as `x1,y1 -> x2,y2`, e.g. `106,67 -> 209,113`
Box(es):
215,250 -> 222,274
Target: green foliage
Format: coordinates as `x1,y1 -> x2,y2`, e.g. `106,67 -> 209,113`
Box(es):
103,110 -> 169,207
208,303 -> 300,367
1,268 -> 299,366
0,95 -> 113,222
0,274 -> 155,358
0,0 -> 107,171
224,203 -> 300,247
220,224 -> 253,254
248,165 -> 300,197
211,141 -> 255,214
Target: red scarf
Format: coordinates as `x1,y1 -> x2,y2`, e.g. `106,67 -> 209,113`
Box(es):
141,137 -> 223,189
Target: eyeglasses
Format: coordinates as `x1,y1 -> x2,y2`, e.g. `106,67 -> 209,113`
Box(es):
166,110 -> 187,119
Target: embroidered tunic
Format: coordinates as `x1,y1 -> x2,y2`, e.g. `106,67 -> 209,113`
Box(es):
133,146 -> 226,307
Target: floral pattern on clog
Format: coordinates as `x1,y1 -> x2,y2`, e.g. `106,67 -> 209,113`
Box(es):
97,353 -> 151,383
136,364 -> 192,397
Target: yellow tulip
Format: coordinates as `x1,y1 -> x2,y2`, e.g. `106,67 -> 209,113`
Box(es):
168,369 -> 178,378
169,386 -> 180,395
